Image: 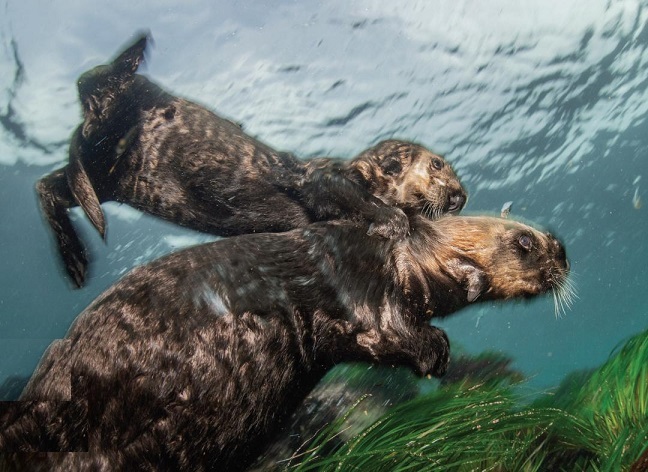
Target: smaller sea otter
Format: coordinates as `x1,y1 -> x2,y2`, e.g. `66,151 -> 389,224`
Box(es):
0,215 -> 569,471
36,32 -> 466,287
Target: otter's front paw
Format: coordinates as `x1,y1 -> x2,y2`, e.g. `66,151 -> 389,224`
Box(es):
410,325 -> 450,377
429,327 -> 450,377
367,207 -> 409,240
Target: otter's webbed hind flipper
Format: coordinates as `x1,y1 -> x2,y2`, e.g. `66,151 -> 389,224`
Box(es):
67,126 -> 106,240
111,31 -> 150,75
77,32 -> 150,99
77,32 -> 151,139
36,167 -> 89,288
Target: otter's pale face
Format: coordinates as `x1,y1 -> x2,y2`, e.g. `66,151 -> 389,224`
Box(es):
484,222 -> 570,302
427,216 -> 572,316
408,148 -> 466,218
355,140 -> 467,219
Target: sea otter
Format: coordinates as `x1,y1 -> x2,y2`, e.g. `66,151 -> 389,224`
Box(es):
0,215 -> 568,471
35,33 -> 466,288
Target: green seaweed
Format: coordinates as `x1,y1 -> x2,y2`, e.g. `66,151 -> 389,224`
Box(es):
537,330 -> 648,471
291,328 -> 648,471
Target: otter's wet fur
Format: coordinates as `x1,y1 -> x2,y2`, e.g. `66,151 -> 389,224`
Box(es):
35,33 -> 466,288
0,215 -> 568,471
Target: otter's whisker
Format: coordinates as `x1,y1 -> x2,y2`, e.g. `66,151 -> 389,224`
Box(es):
422,202 -> 434,220
561,275 -> 578,307
552,289 -> 562,319
558,289 -> 570,318
562,280 -> 573,300
558,291 -> 568,318
552,272 -> 578,318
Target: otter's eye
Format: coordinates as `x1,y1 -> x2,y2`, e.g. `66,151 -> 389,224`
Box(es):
518,234 -> 533,251
431,158 -> 444,170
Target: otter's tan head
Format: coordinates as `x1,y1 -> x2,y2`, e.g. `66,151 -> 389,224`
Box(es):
408,215 -> 572,317
349,140 -> 467,219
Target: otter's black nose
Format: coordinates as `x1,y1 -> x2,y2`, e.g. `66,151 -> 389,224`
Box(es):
446,192 -> 466,213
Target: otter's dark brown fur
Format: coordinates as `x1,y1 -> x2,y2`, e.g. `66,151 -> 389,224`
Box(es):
0,215 -> 567,471
35,33 -> 466,288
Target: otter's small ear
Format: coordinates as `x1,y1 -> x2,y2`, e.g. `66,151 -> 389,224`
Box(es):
466,269 -> 486,302
447,259 -> 486,302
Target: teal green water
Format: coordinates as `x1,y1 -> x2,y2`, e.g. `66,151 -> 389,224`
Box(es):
0,1 -> 646,403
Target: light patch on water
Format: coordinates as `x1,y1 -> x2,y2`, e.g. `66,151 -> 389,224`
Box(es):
163,234 -> 214,250
2,0 -> 647,193
604,230 -> 617,247
130,244 -> 162,269
552,202 -> 566,217
112,240 -> 135,253
103,202 -> 144,224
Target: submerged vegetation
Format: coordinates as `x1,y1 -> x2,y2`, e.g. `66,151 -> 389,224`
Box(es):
290,328 -> 648,471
